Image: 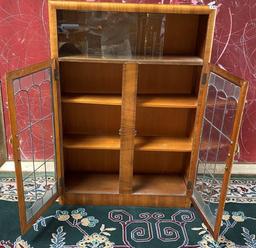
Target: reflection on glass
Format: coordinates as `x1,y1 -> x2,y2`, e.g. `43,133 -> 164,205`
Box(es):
13,68 -> 57,222
194,72 -> 240,228
57,10 -> 166,58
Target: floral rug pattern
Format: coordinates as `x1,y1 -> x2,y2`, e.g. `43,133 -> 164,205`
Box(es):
2,176 -> 256,203
1,176 -> 256,247
195,177 -> 256,204
1,206 -> 256,248
0,176 -> 55,202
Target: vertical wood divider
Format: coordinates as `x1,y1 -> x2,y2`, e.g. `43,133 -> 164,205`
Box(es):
119,63 -> 138,194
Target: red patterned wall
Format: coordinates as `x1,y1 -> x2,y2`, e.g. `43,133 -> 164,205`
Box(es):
0,0 -> 255,162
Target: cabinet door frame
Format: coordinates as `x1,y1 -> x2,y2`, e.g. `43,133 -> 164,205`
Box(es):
6,59 -> 62,234
191,64 -> 248,240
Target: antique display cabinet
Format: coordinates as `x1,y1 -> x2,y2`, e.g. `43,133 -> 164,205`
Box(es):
6,1 -> 248,239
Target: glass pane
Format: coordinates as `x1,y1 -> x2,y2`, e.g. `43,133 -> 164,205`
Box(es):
57,10 -> 166,58
13,67 -> 57,222
194,72 -> 240,229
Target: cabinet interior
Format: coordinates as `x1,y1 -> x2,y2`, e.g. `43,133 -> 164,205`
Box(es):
55,6 -> 211,203
59,59 -> 201,196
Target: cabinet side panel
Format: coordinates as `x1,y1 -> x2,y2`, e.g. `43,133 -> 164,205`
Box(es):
49,2 -> 58,59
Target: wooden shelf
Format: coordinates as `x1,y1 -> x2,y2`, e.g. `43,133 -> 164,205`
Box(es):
64,173 -> 186,197
64,135 -> 120,150
136,136 -> 192,152
138,95 -> 197,108
63,134 -> 192,152
62,94 -> 121,106
59,55 -> 203,65
65,172 -> 119,194
61,93 -> 197,108
133,174 -> 186,196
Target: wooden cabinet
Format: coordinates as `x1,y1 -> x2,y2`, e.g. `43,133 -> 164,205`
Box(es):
6,1 -> 248,239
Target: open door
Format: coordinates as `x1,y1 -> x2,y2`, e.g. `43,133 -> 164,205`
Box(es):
192,64 -> 248,240
6,60 -> 60,234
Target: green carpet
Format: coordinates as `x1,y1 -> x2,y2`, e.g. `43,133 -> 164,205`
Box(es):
1,201 -> 256,247
1,176 -> 256,247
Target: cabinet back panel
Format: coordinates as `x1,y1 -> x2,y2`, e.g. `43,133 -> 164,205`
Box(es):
134,151 -> 190,174
196,15 -> 209,59
163,14 -> 198,55
136,108 -> 195,137
60,62 -> 122,93
64,149 -> 120,173
193,66 -> 203,96
62,104 -> 121,134
138,65 -> 199,94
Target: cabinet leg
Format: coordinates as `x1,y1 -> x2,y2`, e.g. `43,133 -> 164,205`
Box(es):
185,198 -> 192,208
58,196 -> 65,205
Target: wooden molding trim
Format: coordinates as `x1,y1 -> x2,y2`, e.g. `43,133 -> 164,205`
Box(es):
49,1 -> 214,14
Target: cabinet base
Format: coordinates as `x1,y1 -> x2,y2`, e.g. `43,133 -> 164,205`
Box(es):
62,192 -> 191,208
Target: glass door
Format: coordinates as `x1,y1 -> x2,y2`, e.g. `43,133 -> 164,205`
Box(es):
6,60 -> 60,234
192,64 -> 248,239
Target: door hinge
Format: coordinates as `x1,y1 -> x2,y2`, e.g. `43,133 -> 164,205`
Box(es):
201,73 -> 208,85
54,67 -> 59,81
187,181 -> 193,190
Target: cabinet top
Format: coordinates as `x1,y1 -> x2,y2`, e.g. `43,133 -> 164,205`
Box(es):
49,1 -> 215,15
